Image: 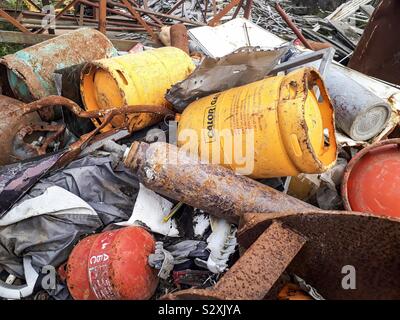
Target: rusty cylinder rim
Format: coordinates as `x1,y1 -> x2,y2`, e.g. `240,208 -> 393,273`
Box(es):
341,138 -> 400,211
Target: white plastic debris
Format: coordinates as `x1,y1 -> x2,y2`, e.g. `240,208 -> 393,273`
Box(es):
188,18 -> 287,58
203,217 -> 237,274
116,183 -> 179,237
192,210 -> 210,238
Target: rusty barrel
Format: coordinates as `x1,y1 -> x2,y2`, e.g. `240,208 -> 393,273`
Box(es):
342,139 -> 400,218
123,141 -> 316,224
0,28 -> 117,103
66,226 -> 158,300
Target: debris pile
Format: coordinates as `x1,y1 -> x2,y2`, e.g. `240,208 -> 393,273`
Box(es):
0,0 -> 400,301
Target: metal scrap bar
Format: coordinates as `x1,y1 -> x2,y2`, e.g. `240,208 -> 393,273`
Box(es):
162,221 -> 307,300
208,0 -> 241,26
98,0 -> 107,34
274,2 -> 312,50
109,0 -> 205,26
243,0 -> 253,19
120,0 -> 158,41
77,0 -> 161,28
124,0 -> 164,27
269,48 -> 334,76
0,8 -> 31,33
0,30 -> 139,51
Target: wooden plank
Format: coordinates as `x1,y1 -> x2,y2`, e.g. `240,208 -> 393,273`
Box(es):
0,30 -> 139,51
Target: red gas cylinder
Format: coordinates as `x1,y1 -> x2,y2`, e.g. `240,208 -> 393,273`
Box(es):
66,226 -> 159,300
342,139 -> 400,218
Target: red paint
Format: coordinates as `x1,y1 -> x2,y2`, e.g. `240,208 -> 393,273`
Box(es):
66,227 -> 158,300
343,140 -> 400,218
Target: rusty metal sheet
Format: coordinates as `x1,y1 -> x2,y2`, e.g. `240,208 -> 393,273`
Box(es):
238,210 -> 400,300
161,221 -> 306,300
348,0 -> 400,86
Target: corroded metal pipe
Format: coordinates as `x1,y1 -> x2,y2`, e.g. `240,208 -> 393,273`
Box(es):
274,2 -> 312,50
170,24 -> 189,55
123,141 -> 317,224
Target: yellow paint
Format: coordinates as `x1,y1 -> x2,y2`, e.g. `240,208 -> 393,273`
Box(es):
177,67 -> 337,178
81,47 -> 195,132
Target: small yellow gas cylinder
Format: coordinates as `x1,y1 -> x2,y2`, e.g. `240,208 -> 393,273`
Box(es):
177,67 -> 337,178
80,47 -> 195,132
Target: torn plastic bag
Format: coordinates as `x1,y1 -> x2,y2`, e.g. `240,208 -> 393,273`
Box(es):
166,240 -> 210,271
20,154 -> 139,225
0,186 -> 102,299
165,46 -> 289,112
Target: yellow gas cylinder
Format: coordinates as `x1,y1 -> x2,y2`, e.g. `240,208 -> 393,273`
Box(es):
177,67 -> 337,178
80,47 -> 195,132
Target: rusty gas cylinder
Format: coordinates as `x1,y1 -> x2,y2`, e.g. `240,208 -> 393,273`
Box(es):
66,227 -> 159,300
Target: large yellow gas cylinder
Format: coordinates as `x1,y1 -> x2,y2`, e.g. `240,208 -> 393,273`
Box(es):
80,47 -> 195,132
177,67 -> 337,178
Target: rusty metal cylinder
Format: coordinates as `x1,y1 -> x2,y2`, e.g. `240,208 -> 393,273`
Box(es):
297,58 -> 392,141
123,141 -> 316,224
0,28 -> 117,104
66,226 -> 158,300
170,24 -> 190,55
322,66 -> 391,141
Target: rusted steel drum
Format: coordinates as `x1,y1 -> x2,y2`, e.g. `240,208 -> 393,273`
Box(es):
342,139 -> 400,218
0,95 -> 43,165
66,226 -> 158,300
0,28 -> 117,103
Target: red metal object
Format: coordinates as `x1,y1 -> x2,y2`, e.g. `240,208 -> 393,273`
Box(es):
66,234 -> 98,300
342,139 -> 400,218
66,227 -> 159,300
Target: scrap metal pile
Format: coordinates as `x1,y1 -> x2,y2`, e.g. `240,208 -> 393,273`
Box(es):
0,0 -> 399,301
